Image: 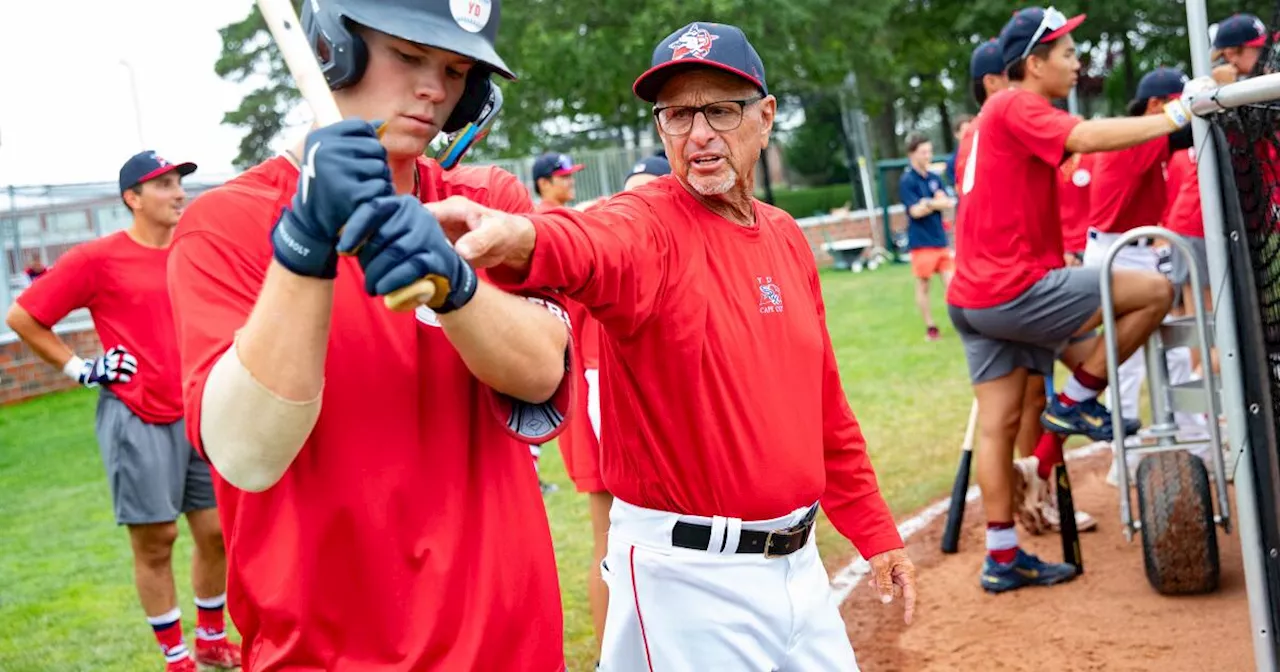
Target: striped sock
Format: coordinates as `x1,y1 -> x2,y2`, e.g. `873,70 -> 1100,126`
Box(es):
194,594 -> 227,641
146,607 -> 188,664
986,521 -> 1018,564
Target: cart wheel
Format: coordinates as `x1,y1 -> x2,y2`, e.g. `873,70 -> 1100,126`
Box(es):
1135,451 -> 1220,595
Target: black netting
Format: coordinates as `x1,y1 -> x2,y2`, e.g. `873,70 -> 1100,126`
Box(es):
1208,24 -> 1280,646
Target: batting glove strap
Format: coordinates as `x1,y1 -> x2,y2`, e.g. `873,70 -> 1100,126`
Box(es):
431,261 -> 478,315
271,209 -> 339,280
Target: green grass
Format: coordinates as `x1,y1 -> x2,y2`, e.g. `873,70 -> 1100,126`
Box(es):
0,264 -> 977,671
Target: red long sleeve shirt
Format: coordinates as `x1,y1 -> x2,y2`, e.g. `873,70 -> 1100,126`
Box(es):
494,176 -> 902,559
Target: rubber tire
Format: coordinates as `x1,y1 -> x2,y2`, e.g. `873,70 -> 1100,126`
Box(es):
1135,451 -> 1220,595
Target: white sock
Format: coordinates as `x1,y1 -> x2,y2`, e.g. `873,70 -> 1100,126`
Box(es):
986,526 -> 1018,553
1062,374 -> 1100,403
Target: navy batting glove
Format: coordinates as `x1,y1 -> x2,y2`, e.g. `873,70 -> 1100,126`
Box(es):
336,195 -> 479,314
271,119 -> 394,279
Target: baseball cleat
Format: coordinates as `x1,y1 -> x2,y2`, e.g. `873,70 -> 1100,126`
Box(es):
1040,397 -> 1139,442
166,655 -> 197,672
980,549 -> 1079,593
194,638 -> 241,670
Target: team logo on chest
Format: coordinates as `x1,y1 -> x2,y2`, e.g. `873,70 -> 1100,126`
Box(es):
756,275 -> 784,314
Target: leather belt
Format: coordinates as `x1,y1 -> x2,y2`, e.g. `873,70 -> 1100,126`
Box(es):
670,504 -> 819,558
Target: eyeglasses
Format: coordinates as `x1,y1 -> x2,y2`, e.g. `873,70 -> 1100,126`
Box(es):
653,96 -> 764,135
1020,6 -> 1068,60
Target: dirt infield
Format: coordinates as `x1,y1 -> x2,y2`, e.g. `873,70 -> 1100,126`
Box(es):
839,451 -> 1254,672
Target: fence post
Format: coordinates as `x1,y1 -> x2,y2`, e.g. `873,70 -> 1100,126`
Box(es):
1,186 -> 14,335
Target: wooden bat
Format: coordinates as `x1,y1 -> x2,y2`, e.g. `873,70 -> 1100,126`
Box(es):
1056,462 -> 1083,573
255,0 -> 436,312
941,398 -> 980,554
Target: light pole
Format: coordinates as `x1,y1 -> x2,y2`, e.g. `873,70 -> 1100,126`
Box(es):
120,59 -> 145,149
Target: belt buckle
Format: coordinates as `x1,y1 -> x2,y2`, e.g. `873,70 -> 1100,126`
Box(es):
763,530 -> 780,559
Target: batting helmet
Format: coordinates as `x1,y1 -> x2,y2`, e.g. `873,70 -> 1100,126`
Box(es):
301,0 -> 514,134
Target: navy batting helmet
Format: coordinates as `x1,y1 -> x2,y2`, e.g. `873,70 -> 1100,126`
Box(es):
301,0 -> 514,133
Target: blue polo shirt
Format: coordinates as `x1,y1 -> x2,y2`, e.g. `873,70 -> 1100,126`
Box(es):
898,166 -> 949,250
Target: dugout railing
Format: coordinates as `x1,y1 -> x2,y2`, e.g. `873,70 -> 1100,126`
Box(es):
1186,1 -> 1280,669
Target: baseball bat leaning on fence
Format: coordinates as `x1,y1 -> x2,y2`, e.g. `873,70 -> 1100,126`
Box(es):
255,0 -> 436,312
941,398 -> 980,553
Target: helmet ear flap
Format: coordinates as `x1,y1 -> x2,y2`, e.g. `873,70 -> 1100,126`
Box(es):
443,71 -> 492,134
302,2 -> 368,90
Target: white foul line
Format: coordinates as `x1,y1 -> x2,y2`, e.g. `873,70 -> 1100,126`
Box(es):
828,441 -> 1110,604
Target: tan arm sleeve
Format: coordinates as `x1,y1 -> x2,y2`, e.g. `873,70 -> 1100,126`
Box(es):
200,335 -> 322,492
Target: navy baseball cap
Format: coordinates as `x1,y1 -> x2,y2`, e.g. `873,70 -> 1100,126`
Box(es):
118,150 -> 196,193
1135,67 -> 1189,101
1214,13 -> 1268,49
628,156 -> 671,179
633,22 -> 767,103
970,40 -> 1005,79
998,6 -> 1086,69
532,152 -> 584,181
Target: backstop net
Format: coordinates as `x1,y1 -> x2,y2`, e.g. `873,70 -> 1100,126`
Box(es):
1207,32 -> 1280,649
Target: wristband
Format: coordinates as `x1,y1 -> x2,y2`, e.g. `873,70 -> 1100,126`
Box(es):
63,355 -> 85,381
1163,100 -> 1191,129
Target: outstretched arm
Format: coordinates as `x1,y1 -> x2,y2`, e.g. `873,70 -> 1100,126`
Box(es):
431,193 -> 672,337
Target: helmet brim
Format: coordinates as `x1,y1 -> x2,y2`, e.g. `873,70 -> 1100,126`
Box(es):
341,6 -> 516,80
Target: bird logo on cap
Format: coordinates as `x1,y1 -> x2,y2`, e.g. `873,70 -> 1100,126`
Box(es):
669,24 -> 718,60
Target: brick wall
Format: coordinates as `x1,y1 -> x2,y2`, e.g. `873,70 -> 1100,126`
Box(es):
0,327 -> 102,406
799,206 -> 915,268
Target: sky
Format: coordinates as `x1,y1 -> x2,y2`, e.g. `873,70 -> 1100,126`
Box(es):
0,0 -> 281,188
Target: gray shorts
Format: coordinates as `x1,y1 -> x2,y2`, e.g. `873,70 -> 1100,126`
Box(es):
948,267 -> 1102,383
93,389 -> 216,525
1169,235 -> 1210,289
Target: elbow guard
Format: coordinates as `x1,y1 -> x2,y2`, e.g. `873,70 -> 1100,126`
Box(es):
200,339 -> 322,492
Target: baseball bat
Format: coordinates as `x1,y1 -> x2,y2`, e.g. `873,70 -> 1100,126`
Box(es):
941,398 -> 980,554
1056,462 -> 1083,574
255,0 -> 436,312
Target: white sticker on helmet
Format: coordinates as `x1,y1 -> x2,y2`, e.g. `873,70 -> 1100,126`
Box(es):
450,0 -> 492,33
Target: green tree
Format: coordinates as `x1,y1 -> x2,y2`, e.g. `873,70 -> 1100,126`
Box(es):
215,0 -> 303,170
214,0 -> 1280,168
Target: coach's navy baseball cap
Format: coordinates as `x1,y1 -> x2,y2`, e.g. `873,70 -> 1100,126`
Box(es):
1214,13 -> 1268,49
970,40 -> 1005,79
998,6 -> 1086,69
633,22 -> 767,103
532,153 -> 584,182
1135,67 -> 1189,101
629,156 -> 671,179
118,150 -> 196,193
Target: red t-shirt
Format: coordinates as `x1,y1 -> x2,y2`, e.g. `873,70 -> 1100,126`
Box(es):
1059,152 -> 1095,253
949,89 -> 1082,309
1165,148 -> 1204,238
1086,136 -> 1171,234
167,156 -> 569,672
17,231 -> 183,424
492,176 -> 903,559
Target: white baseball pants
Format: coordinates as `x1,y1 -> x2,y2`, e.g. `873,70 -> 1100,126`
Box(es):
598,499 -> 859,672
